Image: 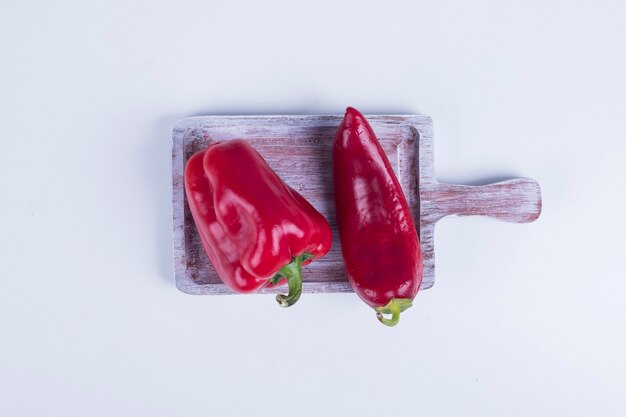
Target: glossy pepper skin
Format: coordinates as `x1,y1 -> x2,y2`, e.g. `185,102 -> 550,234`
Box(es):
333,107 -> 423,326
184,139 -> 332,307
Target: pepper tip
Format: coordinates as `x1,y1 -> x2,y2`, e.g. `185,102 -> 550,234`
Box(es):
342,106 -> 364,127
345,106 -> 360,116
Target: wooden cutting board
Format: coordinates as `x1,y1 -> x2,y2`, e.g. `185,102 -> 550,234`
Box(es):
172,115 -> 541,295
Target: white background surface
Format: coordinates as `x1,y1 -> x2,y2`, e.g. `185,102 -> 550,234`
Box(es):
1,1 -> 625,416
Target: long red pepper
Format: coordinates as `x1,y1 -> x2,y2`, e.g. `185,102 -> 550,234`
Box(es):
184,139 -> 332,306
333,107 -> 423,326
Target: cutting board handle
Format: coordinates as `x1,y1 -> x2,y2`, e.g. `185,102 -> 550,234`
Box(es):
433,178 -> 542,223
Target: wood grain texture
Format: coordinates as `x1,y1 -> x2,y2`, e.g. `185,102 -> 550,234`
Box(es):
172,115 -> 541,295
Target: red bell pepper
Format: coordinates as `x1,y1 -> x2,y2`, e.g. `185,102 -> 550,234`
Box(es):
333,107 -> 423,326
184,139 -> 332,307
